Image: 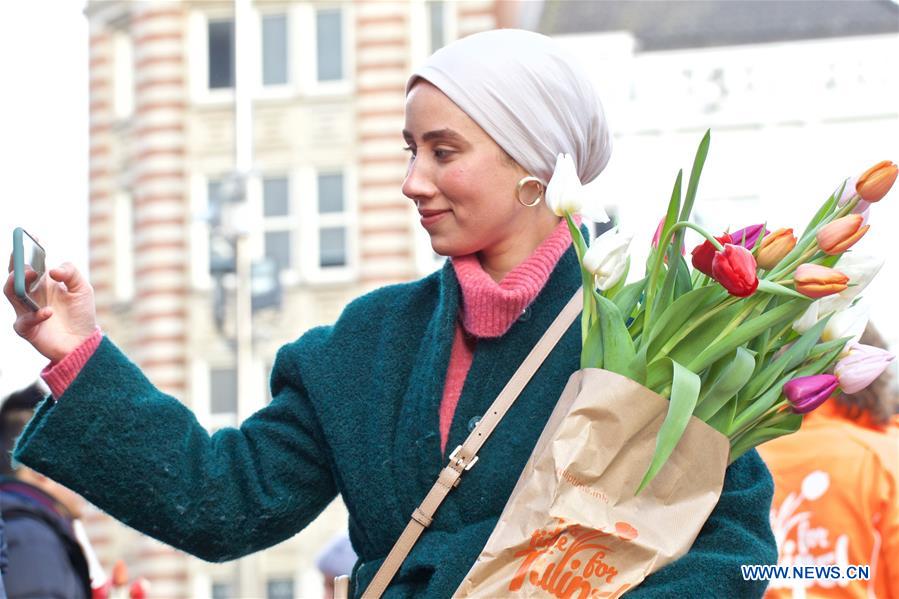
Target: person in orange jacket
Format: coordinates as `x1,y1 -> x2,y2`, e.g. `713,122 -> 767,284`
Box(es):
759,324 -> 899,599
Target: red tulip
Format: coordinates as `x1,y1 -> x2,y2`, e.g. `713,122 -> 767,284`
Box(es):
711,243 -> 759,297
691,233 -> 733,277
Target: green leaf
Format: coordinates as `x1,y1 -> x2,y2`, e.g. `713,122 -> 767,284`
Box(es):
729,413 -> 802,463
582,315 -> 603,370
645,285 -> 721,359
627,311 -> 644,338
739,313 -> 832,403
643,170 -> 682,326
800,184 -> 841,240
637,359 -> 701,494
756,279 -> 808,300
666,303 -> 742,366
672,130 -> 711,258
613,278 -> 646,320
805,337 -> 850,362
674,255 -> 693,299
728,374 -> 791,436
625,345 -> 648,386
687,299 -> 808,373
795,342 -> 846,377
593,292 -> 636,374
706,395 -> 737,435
694,346 -> 756,421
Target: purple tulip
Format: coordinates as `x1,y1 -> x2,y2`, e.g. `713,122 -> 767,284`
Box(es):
834,343 -> 895,394
784,374 -> 839,414
730,224 -> 767,250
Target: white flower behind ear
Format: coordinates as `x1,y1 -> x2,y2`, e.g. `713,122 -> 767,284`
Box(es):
583,228 -> 632,291
546,153 -> 609,223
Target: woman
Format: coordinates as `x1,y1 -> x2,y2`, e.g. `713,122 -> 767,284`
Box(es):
5,29 -> 776,597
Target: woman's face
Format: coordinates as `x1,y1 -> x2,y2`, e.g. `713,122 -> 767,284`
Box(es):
402,81 -> 543,257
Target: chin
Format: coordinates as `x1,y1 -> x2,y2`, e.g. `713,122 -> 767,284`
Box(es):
428,234 -> 477,258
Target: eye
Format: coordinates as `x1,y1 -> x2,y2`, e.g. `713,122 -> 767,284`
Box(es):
433,148 -> 452,160
402,145 -> 416,158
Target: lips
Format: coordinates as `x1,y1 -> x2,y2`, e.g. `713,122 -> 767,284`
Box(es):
418,208 -> 451,217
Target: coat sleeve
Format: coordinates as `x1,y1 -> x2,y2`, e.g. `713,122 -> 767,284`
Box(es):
13,336 -> 338,562
623,449 -> 777,598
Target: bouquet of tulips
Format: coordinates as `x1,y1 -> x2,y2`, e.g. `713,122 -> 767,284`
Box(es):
561,131 -> 897,492
456,134 -> 896,599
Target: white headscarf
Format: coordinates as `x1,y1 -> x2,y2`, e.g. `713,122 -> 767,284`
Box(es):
406,28 -> 612,186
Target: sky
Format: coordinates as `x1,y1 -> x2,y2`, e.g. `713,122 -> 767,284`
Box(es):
0,1 -> 88,397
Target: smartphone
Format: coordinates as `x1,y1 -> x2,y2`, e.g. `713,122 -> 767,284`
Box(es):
12,227 -> 47,311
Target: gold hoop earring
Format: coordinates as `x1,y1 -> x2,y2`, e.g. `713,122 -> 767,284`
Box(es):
516,176 -> 544,207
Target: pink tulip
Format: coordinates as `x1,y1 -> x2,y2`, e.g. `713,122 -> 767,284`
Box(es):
834,343 -> 895,394
784,374 -> 839,414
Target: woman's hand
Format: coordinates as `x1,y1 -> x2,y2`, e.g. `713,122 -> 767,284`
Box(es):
4,260 -> 98,363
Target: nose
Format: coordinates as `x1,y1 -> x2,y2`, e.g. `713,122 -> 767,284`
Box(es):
402,156 -> 437,204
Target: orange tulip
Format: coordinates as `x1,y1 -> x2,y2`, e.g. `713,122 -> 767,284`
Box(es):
816,214 -> 869,255
856,160 -> 897,203
756,228 -> 797,269
794,264 -> 849,299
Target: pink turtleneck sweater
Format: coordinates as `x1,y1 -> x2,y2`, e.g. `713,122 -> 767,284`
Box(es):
42,218 -> 577,455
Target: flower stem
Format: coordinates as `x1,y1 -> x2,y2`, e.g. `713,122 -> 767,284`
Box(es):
643,220 -> 723,340
651,295 -> 740,360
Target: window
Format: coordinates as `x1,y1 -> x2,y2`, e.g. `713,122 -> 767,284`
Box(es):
428,1 -> 446,53
113,32 -> 134,119
262,176 -> 294,278
316,172 -> 348,268
264,230 -> 292,273
211,582 -> 234,599
316,9 -> 343,81
266,578 -> 295,599
210,367 -> 237,415
208,179 -> 236,275
262,13 -> 288,86
208,18 -> 234,89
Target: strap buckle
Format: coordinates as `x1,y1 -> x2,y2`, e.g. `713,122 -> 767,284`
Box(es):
448,445 -> 478,472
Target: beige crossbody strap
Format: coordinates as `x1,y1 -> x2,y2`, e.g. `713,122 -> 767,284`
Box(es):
360,289 -> 584,599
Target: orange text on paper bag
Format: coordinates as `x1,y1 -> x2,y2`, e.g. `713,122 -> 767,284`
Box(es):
508,517 -> 639,598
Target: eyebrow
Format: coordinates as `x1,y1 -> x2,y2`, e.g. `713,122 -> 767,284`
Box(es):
402,128 -> 468,144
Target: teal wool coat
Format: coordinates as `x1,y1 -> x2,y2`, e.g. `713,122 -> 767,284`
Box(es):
15,244 -> 777,597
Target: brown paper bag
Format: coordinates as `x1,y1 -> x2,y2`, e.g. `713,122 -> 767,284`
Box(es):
455,369 -> 730,598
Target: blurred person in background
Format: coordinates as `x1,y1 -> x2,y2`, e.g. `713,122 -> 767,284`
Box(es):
0,383 -> 91,599
316,531 -> 357,599
759,324 -> 899,598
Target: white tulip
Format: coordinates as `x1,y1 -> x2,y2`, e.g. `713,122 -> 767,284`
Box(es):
583,228 -> 632,291
545,153 -> 609,223
792,253 -> 882,335
828,253 -> 883,307
792,301 -> 820,335
823,301 -> 870,355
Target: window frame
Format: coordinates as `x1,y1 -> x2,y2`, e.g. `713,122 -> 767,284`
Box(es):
190,6 -> 353,104
298,4 -> 355,97
299,166 -> 358,284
